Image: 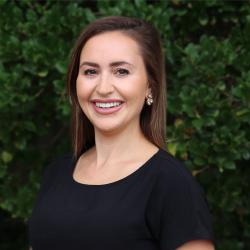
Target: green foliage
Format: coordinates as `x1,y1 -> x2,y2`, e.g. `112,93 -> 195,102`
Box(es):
0,0 -> 249,249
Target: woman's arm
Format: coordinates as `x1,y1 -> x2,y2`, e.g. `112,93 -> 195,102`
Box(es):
176,240 -> 214,250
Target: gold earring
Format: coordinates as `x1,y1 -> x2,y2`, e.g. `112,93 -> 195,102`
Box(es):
146,93 -> 153,106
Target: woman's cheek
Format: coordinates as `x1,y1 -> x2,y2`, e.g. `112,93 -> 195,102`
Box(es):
76,78 -> 88,100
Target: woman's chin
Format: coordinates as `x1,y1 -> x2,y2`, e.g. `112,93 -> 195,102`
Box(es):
94,123 -> 125,135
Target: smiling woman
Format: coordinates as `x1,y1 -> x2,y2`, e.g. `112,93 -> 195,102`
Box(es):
76,31 -> 149,136
28,16 -> 215,250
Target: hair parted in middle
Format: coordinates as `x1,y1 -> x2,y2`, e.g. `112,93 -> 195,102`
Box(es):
67,15 -> 167,159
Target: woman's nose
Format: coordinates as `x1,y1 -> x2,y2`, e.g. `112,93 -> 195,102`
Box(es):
95,73 -> 114,95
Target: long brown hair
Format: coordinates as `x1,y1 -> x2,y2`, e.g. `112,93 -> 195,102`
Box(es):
67,16 -> 167,159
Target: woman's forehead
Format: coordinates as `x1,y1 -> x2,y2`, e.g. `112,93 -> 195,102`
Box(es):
80,31 -> 142,64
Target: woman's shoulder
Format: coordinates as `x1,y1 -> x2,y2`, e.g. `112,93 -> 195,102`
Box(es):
153,148 -> 207,201
146,149 -> 214,249
40,153 -> 73,183
46,153 -> 73,170
156,149 -> 196,183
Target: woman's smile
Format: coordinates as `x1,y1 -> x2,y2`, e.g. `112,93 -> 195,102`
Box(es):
91,100 -> 125,115
76,31 -> 150,133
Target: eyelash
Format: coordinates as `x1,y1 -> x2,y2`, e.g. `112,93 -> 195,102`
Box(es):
83,68 -> 129,77
115,68 -> 129,76
83,69 -> 96,76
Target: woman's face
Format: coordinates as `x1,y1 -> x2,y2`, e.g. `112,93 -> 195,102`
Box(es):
76,31 -> 150,134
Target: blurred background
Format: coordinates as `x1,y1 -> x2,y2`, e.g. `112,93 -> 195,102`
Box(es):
0,0 -> 250,249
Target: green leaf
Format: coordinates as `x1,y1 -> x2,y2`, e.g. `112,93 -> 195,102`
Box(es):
1,151 -> 13,163
85,8 -> 96,22
194,157 -> 206,166
167,142 -> 177,156
225,161 -> 236,170
55,61 -> 67,74
236,109 -> 249,117
37,70 -> 48,77
184,43 -> 199,62
192,119 -> 203,130
199,16 -> 209,26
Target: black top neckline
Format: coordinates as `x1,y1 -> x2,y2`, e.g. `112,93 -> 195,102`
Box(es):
69,148 -> 163,188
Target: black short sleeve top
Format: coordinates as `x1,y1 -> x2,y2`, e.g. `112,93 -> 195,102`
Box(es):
28,148 -> 214,250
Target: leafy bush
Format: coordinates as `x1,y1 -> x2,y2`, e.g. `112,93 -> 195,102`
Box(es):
0,0 -> 249,249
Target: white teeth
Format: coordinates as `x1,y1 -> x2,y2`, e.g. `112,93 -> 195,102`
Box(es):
95,102 -> 122,108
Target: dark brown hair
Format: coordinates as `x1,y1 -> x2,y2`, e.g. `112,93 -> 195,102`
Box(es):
67,16 -> 167,159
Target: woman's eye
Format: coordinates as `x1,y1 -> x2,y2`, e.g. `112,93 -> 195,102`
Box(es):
115,68 -> 129,76
84,69 -> 97,76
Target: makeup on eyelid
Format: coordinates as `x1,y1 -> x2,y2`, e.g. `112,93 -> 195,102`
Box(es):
81,68 -> 130,77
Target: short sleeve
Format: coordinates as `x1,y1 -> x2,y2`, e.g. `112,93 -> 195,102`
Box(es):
146,156 -> 214,250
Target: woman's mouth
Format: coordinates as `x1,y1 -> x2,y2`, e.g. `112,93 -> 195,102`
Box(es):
92,101 -> 124,114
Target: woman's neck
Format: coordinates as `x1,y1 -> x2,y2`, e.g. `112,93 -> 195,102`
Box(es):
90,123 -> 155,170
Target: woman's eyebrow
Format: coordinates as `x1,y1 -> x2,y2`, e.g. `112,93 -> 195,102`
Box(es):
79,61 -> 97,68
80,61 -> 134,68
110,61 -> 134,67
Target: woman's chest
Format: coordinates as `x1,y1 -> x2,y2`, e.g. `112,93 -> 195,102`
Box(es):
30,176 -> 156,244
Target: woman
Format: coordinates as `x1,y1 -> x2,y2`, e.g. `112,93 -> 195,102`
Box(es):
28,16 -> 215,250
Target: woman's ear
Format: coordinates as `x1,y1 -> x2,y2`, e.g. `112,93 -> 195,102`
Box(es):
146,87 -> 152,97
